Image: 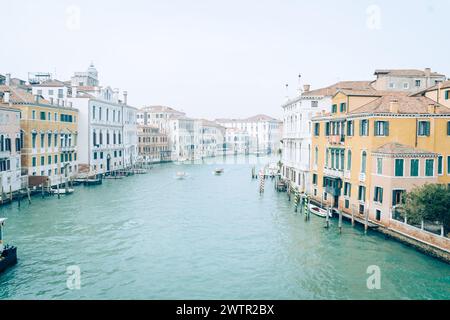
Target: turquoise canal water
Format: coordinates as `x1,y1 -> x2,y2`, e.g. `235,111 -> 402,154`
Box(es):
0,155 -> 449,299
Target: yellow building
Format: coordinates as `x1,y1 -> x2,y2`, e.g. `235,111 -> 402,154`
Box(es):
311,90 -> 450,249
0,85 -> 79,187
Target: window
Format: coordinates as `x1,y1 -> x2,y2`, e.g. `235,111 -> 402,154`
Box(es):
345,199 -> 350,209
40,156 -> 45,165
340,149 -> 345,170
376,157 -> 383,174
389,82 -> 395,89
448,156 -> 450,174
32,110 -> 36,119
438,156 -> 443,175
312,174 -> 317,185
374,121 -> 389,136
392,190 -> 405,206
447,122 -> 450,135
58,89 -> 63,98
415,80 -> 421,87
332,104 -> 337,113
314,123 -> 320,136
93,106 -> 96,120
48,155 -> 51,165
358,186 -> 366,202
32,157 -> 36,167
340,103 -> 346,112
417,121 -> 430,136
314,147 -> 318,165
311,101 -> 318,108
55,155 -> 58,164
359,119 -> 369,136
347,120 -> 354,136
361,151 -> 367,173
403,82 -> 409,89
375,210 -> 381,221
425,159 -> 434,176
410,159 -> 419,177
374,186 -> 383,203
325,122 -> 330,136
445,90 -> 449,100
347,150 -> 352,170
344,182 -> 351,197
395,159 -> 404,177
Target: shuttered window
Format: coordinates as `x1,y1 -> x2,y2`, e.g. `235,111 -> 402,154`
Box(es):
395,159 -> 404,177
410,159 -> 419,177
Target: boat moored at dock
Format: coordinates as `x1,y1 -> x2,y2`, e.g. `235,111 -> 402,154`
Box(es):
0,218 -> 17,274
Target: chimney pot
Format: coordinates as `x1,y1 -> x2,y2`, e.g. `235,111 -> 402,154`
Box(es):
389,99 -> 400,113
427,103 -> 437,114
5,73 -> 11,86
34,95 -> 40,103
4,91 -> 10,103
425,68 -> 431,77
303,84 -> 311,92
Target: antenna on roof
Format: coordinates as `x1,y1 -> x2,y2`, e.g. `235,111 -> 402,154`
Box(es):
298,73 -> 302,94
285,83 -> 289,100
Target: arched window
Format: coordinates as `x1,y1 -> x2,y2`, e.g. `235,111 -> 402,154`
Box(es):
361,151 -> 367,173
325,149 -> 329,167
347,150 -> 352,170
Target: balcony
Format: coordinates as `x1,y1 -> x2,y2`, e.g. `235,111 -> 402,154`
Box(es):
60,146 -> 76,152
327,135 -> 345,145
324,167 -> 344,179
0,150 -> 11,158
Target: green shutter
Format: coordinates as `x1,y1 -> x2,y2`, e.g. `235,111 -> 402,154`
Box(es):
425,159 -> 434,176
395,159 -> 404,176
426,122 -> 430,136
374,121 -> 378,136
438,156 -> 443,175
446,90 -> 449,100
385,121 -> 389,136
410,159 -> 419,176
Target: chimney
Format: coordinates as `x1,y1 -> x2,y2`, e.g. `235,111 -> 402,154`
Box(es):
427,103 -> 437,114
303,84 -> 311,92
425,68 -> 431,78
50,97 -> 54,105
72,86 -> 77,98
34,95 -> 40,104
123,91 -> 128,105
389,99 -> 400,113
5,73 -> 11,86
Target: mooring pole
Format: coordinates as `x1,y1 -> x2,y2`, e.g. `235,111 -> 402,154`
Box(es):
338,209 -> 343,234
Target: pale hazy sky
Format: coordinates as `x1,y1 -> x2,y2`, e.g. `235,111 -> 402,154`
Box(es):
1,0 -> 448,119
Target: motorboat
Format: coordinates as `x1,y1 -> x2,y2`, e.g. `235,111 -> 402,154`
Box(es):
214,168 -> 224,175
176,171 -> 188,180
51,188 -> 75,195
0,218 -> 17,274
309,204 -> 333,218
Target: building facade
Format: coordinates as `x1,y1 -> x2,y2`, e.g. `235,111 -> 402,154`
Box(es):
0,84 -> 79,187
137,125 -> 170,162
194,119 -> 226,159
310,91 -> 450,248
0,105 -> 23,194
224,128 -> 250,155
216,114 -> 282,155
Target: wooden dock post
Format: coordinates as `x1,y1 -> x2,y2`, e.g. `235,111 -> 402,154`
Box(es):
41,184 -> 45,199
9,185 -> 13,202
0,186 -> 3,205
351,204 -> 355,227
364,209 -> 369,235
325,206 -> 330,229
27,187 -> 31,203
338,209 -> 343,234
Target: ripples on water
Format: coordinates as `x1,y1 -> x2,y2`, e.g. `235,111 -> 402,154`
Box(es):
0,156 -> 449,299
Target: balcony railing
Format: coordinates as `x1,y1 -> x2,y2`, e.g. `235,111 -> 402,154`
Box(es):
324,168 -> 344,179
327,135 -> 345,145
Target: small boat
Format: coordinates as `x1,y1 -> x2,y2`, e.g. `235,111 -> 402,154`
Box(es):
175,171 -> 188,180
214,168 -> 224,175
309,204 -> 332,218
84,175 -> 103,186
0,218 -> 17,274
51,188 -> 74,195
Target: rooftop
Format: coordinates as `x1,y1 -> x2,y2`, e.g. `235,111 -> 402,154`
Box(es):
374,69 -> 445,78
372,142 -> 437,156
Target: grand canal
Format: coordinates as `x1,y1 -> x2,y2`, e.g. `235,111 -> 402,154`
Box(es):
0,155 -> 449,299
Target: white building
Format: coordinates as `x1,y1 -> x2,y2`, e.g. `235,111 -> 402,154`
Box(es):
137,106 -> 185,133
168,115 -> 196,161
224,128 -> 250,155
194,119 -> 226,159
0,106 -> 23,194
216,114 -> 282,154
31,64 -> 138,175
281,81 -> 373,193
